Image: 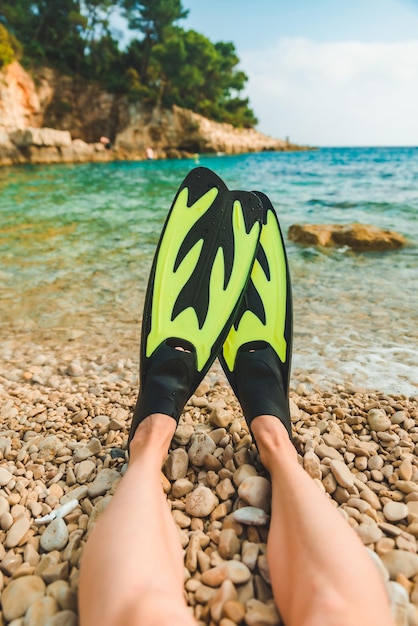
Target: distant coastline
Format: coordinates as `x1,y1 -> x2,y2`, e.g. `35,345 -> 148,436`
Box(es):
0,62 -> 313,168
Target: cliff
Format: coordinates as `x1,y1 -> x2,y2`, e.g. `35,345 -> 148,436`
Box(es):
0,61 -> 310,166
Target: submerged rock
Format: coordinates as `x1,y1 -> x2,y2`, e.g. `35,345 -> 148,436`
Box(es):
288,223 -> 406,251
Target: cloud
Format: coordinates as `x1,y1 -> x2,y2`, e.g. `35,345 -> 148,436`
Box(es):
242,38 -> 418,146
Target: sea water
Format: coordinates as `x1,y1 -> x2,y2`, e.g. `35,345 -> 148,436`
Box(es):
0,147 -> 417,395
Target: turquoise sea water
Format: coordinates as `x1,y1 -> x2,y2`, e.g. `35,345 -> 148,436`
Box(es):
1,147 -> 417,395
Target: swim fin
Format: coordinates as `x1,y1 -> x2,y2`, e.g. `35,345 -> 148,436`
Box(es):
129,167 -> 264,445
220,192 -> 293,437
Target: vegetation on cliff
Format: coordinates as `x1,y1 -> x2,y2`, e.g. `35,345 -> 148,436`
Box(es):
0,23 -> 21,68
0,0 -> 257,128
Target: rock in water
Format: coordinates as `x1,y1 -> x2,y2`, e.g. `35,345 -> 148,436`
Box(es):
288,223 -> 406,251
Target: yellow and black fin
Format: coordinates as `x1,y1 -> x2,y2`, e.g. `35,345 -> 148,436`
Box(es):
220,191 -> 293,437
129,167 -> 263,444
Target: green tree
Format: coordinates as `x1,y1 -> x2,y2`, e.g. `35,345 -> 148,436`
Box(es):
87,34 -> 126,89
151,28 -> 257,127
0,0 -> 120,74
122,0 -> 188,80
1,0 -> 258,127
0,0 -> 86,71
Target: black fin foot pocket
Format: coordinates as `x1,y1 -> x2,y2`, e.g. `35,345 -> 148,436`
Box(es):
233,345 -> 292,439
128,342 -> 197,447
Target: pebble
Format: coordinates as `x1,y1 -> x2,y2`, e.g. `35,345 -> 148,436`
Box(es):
87,496 -> 112,531
165,448 -> 189,480
329,459 -> 354,489
245,599 -> 280,626
1,575 -> 46,622
40,518 -> 69,552
200,561 -> 251,587
232,507 -> 270,526
46,580 -> 77,611
218,528 -> 241,559
323,433 -> 345,449
172,478 -> 194,498
1,339 -> 417,626
399,458 -> 413,482
46,610 -> 78,626
173,423 -> 194,446
257,554 -> 271,584
242,541 -> 260,571
87,468 -> 120,497
238,476 -> 272,513
24,595 -> 58,626
303,451 -> 321,479
381,550 -> 418,579
1,550 -> 23,575
0,466 -> 13,486
38,436 -> 64,461
233,464 -> 258,487
356,522 -> 383,545
383,502 -> 408,523
75,460 -> 96,483
387,581 -> 409,626
5,515 -> 31,548
195,583 -> 217,604
368,408 -> 392,432
185,486 -> 219,517
315,444 -> 343,461
1,510 -> 14,531
60,486 -> 88,505
42,561 -> 70,584
209,407 -> 234,429
73,438 -> 102,462
0,495 -> 10,515
188,432 -> 216,466
210,579 -> 237,622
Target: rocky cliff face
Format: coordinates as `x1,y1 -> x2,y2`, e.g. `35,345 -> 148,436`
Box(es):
0,61 -> 309,166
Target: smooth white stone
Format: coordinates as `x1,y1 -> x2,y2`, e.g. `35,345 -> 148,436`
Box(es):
40,518 -> 69,552
232,506 -> 269,526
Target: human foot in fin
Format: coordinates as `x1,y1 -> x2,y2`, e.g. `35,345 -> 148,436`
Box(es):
128,167 -> 264,447
220,191 -> 293,439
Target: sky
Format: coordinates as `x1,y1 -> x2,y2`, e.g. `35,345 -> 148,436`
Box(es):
114,0 -> 418,146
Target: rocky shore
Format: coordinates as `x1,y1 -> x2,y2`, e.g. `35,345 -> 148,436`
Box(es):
0,334 -> 417,626
0,61 -> 311,167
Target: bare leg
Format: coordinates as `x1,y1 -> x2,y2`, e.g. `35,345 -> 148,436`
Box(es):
78,415 -> 196,626
251,415 -> 394,626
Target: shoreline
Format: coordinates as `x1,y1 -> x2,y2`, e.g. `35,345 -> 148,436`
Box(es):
0,140 -> 313,169
0,330 -> 417,624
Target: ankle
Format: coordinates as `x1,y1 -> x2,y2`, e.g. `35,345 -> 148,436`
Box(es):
129,414 -> 176,462
251,414 -> 297,471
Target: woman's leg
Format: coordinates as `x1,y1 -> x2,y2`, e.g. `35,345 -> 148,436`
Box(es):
251,415 -> 394,626
78,414 -> 196,626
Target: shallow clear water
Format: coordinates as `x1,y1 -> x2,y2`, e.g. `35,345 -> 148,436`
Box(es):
1,148 -> 417,395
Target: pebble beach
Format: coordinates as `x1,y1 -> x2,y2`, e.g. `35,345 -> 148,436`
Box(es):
0,327 -> 417,626
1,148 -> 417,624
